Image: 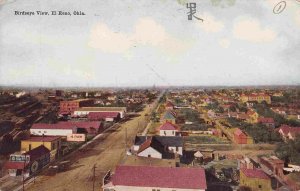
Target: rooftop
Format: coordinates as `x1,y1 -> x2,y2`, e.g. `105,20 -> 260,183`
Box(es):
241,168 -> 270,179
22,136 -> 61,142
112,165 -> 207,189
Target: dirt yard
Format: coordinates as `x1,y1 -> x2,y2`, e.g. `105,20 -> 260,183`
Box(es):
26,106 -> 151,191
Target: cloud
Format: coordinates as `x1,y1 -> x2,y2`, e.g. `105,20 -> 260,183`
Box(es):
88,23 -> 132,53
219,38 -> 230,48
196,12 -> 224,33
233,17 -> 277,43
88,17 -> 191,56
294,10 -> 300,28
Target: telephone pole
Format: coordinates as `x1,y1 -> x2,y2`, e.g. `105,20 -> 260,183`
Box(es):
125,127 -> 127,154
92,164 -> 97,191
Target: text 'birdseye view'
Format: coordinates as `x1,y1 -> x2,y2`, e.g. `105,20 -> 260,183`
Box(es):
0,0 -> 300,191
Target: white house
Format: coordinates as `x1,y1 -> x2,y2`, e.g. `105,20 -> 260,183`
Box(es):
159,122 -> 179,136
103,165 -> 207,191
134,136 -> 183,159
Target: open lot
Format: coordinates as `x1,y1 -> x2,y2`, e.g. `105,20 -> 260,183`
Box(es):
24,106 -> 151,191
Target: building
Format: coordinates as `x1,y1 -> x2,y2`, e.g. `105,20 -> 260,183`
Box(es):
5,145 -> 50,177
21,136 -> 61,160
159,122 -> 179,136
239,168 -> 271,191
59,99 -> 94,115
259,156 -> 284,177
278,125 -> 300,140
103,165 -> 207,191
233,128 -> 253,144
30,121 -> 102,137
161,110 -> 176,124
88,112 -> 120,122
246,110 -> 259,124
165,101 -> 174,110
240,93 -> 271,104
258,117 -> 275,128
73,107 -> 126,118
133,136 -> 183,159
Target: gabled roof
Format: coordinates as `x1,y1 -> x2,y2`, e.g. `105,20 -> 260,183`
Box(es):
258,117 -> 274,123
163,111 -> 176,120
31,121 -> 101,130
134,136 -> 183,147
75,107 -> 126,112
159,122 -> 179,131
241,169 -> 270,180
88,112 -> 119,118
137,137 -> 164,154
25,145 -> 50,161
112,165 -> 207,189
234,128 -> 246,136
279,125 -> 300,135
166,101 -> 174,107
22,136 -> 61,142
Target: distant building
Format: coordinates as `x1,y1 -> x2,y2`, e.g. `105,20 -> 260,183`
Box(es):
259,156 -> 284,177
233,128 -> 253,144
165,101 -> 174,110
159,122 -> 180,136
239,168 -> 271,191
59,99 -> 94,115
30,121 -> 102,137
246,109 -> 259,124
73,107 -> 126,118
103,165 -> 207,191
161,110 -> 177,124
240,93 -> 271,104
258,117 -> 275,128
278,125 -> 300,140
88,112 -> 120,122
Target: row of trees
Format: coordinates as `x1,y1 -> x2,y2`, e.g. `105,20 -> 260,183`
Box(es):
254,103 -> 300,127
227,117 -> 282,143
275,135 -> 300,165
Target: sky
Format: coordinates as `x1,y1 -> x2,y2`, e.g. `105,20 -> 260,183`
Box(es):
0,0 -> 300,87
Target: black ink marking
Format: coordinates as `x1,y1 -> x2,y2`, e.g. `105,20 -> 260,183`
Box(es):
273,1 -> 286,14
186,2 -> 203,21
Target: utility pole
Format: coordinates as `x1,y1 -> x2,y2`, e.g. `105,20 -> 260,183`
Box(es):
23,154 -> 26,191
92,164 -> 97,191
125,127 -> 127,154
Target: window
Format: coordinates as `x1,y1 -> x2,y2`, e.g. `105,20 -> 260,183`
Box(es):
258,185 -> 262,189
148,154 -> 151,157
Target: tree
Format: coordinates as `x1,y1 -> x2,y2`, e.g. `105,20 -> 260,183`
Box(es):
275,135 -> 300,165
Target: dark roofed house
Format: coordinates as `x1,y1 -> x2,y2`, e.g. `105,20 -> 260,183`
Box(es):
5,145 -> 50,177
103,165 -> 207,191
134,135 -> 183,159
258,117 -> 275,128
161,110 -> 177,124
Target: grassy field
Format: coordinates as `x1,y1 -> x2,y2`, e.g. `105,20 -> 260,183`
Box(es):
147,122 -> 160,135
184,135 -> 230,144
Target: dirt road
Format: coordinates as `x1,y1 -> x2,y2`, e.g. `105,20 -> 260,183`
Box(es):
26,106 -> 152,191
